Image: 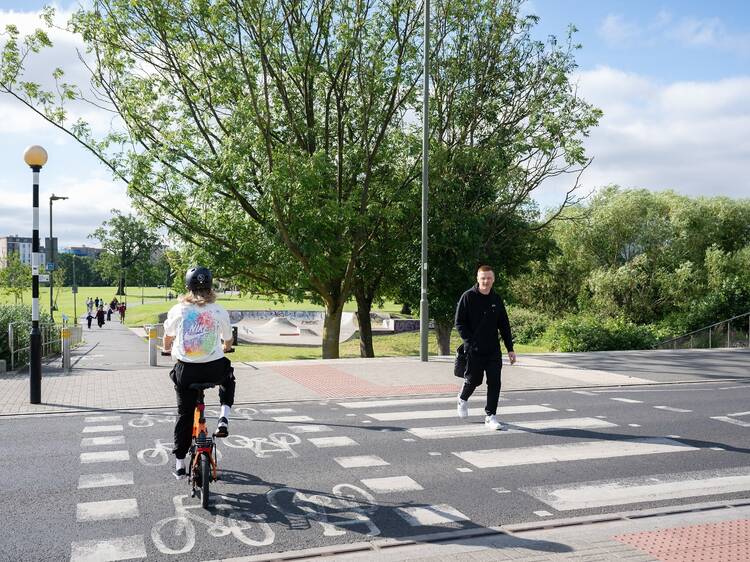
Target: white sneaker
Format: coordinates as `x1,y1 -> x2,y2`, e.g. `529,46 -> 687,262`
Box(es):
485,415 -> 502,430
457,398 -> 469,419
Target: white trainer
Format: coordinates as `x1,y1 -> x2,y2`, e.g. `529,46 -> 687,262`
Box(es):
457,398 -> 469,419
485,415 -> 502,430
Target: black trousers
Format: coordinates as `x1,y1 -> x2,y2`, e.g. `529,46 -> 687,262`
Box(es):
459,354 -> 502,416
170,357 -> 236,459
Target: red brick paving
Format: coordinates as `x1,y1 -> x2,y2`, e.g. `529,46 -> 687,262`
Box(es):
271,364 -> 459,398
614,519 -> 750,562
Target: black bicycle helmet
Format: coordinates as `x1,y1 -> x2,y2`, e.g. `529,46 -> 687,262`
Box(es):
185,266 -> 213,291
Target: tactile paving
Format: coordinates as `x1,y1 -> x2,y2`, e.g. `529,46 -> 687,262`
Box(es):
613,519 -> 750,562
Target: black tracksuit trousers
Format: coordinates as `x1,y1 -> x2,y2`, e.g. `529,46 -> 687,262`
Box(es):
459,354 -> 502,416
169,357 -> 235,459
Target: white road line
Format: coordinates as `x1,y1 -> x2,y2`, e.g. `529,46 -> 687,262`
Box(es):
728,411 -> 750,417
367,404 -> 555,421
333,455 -> 389,468
711,416 -> 750,427
308,436 -> 359,448
261,408 -> 294,414
76,498 -> 140,522
453,438 -> 698,469
81,436 -> 126,447
82,425 -> 124,433
572,391 -> 597,396
70,535 -> 147,562
273,415 -> 314,422
610,398 -> 643,404
493,487 -> 511,494
339,397 -> 468,409
522,466 -> 750,511
534,511 -> 553,517
84,415 -> 121,423
80,450 -> 130,464
78,472 -> 134,489
457,467 -> 473,473
408,417 -> 617,440
395,504 -> 470,526
287,424 -> 331,433
361,476 -> 424,493
654,406 -> 692,413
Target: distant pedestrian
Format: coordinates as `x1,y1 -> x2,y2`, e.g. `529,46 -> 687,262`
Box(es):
455,265 -> 516,431
107,306 -> 113,321
118,303 -> 127,322
95,297 -> 100,308
96,306 -> 106,328
86,297 -> 94,314
86,312 -> 94,329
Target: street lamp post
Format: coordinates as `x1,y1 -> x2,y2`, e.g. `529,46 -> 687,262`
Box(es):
49,194 -> 68,321
24,145 -> 48,404
72,255 -> 78,325
420,0 -> 430,362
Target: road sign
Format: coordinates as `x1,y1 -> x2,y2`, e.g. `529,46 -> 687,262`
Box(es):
47,262 -> 55,271
38,274 -> 50,283
72,285 -> 78,294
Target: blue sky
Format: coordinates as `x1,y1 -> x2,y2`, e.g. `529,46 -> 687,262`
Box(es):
1,0 -> 749,247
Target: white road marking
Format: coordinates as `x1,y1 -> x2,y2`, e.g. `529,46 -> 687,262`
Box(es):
654,406 -> 692,413
361,476 -> 424,493
534,511 -> 553,517
76,498 -> 139,521
711,416 -> 750,427
261,408 -> 294,414
81,436 -> 126,447
361,420 -> 372,424
408,418 -> 617,440
396,504 -> 470,526
610,398 -> 643,404
82,425 -> 124,433
308,436 -> 358,448
523,466 -> 750,511
728,411 -> 750,417
572,390 -> 597,396
80,450 -> 130,464
428,452 -> 442,456
333,455 -> 389,468
274,415 -> 313,422
339,397 -> 467,409
84,415 -> 121,422
456,467 -> 473,473
70,535 -> 146,562
402,438 -> 416,442
628,424 -> 642,427
367,404 -> 555,421
287,424 -> 331,433
453,438 -> 698,469
78,472 -> 134,489
493,487 -> 511,494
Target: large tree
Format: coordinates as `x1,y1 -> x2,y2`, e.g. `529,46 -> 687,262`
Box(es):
1,0 -> 423,358
0,252 -> 31,304
91,210 -> 161,295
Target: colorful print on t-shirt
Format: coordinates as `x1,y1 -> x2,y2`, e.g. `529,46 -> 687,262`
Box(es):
182,308 -> 218,358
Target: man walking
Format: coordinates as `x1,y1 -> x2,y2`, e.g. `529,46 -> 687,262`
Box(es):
455,265 -> 516,430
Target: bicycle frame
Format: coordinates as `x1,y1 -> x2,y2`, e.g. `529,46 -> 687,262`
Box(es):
190,389 -> 218,486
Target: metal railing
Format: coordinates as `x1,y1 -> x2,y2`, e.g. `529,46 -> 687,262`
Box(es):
654,311 -> 750,350
7,320 -> 83,371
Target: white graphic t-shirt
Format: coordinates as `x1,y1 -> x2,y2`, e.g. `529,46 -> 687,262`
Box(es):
163,302 -> 232,363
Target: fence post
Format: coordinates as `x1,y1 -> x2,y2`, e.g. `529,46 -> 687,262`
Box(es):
148,325 -> 158,366
690,335 -> 693,349
728,322 -> 731,348
8,323 -> 13,371
61,327 -> 71,373
709,327 -> 712,349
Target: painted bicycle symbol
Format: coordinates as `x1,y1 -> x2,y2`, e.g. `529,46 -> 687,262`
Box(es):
137,439 -> 223,466
222,433 -> 301,459
267,484 -> 380,537
129,412 -> 176,428
151,494 -> 274,554
203,407 -> 258,420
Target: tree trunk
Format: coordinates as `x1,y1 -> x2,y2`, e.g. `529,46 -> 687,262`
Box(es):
435,320 -> 453,356
321,301 -> 345,359
355,291 -> 375,358
117,275 -> 126,296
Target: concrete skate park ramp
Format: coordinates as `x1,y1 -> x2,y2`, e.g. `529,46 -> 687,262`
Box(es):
234,312 -> 358,347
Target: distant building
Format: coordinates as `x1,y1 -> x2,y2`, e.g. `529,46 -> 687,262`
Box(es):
61,245 -> 104,259
0,235 -> 48,268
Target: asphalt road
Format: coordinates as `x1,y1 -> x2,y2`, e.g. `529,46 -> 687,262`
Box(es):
5,380 -> 750,561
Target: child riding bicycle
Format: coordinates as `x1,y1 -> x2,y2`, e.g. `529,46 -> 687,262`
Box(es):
163,266 -> 236,479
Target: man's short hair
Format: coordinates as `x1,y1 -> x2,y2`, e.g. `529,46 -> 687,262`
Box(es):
477,265 -> 494,274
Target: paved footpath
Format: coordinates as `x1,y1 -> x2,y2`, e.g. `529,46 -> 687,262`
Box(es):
3,320 -> 750,561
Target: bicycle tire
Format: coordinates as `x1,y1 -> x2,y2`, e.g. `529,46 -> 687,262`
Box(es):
200,453 -> 211,509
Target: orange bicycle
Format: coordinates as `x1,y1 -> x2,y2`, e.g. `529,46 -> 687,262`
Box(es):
186,382 -> 219,509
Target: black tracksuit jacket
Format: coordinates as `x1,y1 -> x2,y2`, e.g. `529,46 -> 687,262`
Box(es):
454,285 -> 514,359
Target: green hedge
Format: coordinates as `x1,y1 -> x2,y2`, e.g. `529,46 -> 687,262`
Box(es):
544,314 -> 656,352
506,306 -> 551,345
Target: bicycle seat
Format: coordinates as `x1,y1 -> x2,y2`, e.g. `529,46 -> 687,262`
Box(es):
188,382 -> 217,390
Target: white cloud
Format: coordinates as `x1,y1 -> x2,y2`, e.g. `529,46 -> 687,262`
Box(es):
534,67 -> 750,209
598,14 -> 642,46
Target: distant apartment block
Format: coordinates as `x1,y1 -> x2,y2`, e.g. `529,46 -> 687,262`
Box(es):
61,245 -> 104,259
0,235 -> 48,268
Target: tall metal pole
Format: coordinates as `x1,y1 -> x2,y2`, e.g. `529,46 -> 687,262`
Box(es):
419,0 -> 430,361
49,197 -> 54,321
72,256 -> 78,325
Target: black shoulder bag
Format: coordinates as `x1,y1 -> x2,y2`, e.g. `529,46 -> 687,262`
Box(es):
453,304 -> 494,378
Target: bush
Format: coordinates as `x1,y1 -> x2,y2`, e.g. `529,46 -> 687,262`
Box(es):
506,306 -> 551,344
543,314 -> 656,352
0,304 -> 55,368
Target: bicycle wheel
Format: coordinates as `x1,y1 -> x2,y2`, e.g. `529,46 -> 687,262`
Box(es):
200,453 -> 211,509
